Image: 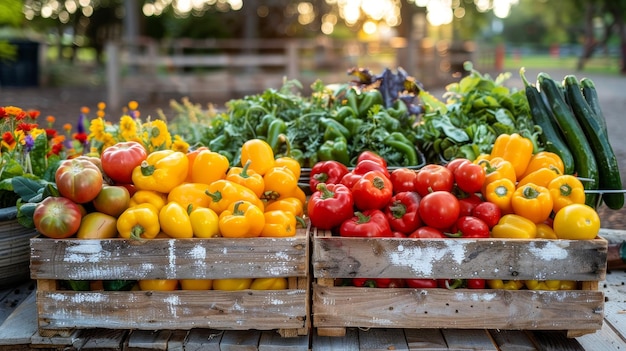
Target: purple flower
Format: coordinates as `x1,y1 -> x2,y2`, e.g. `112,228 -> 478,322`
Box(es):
24,134 -> 35,152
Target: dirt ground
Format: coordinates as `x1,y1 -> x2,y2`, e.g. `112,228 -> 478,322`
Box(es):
1,68 -> 625,229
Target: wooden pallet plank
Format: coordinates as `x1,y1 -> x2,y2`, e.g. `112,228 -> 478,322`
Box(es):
127,329 -> 172,350
0,280 -> 35,323
79,329 -> 128,351
358,328 -> 409,351
0,291 -> 37,346
258,330 -> 309,351
183,329 -> 223,351
404,328 -> 448,350
529,331 -> 585,351
312,327 -> 359,351
165,330 -> 189,351
220,330 -> 261,351
441,329 -> 497,351
602,270 -> 626,339
576,321 -> 626,351
488,330 -> 537,351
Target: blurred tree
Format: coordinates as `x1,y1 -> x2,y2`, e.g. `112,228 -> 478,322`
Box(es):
0,0 -> 24,61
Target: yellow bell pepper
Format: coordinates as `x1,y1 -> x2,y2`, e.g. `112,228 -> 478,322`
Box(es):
274,156 -> 301,180
225,160 -> 265,198
521,151 -> 565,178
180,279 -> 213,290
159,201 -> 194,238
479,157 -> 517,185
516,167 -> 561,189
547,175 -> 586,213
218,201 -> 265,238
206,179 -> 265,215
264,197 -> 304,217
138,279 -> 179,291
473,153 -> 491,163
260,210 -> 297,237
190,149 -> 229,185
491,214 -> 537,239
558,280 -> 578,290
262,166 -> 299,201
129,190 -> 168,211
489,133 -> 534,179
132,150 -> 189,193
525,280 -> 561,291
117,203 -> 161,240
511,183 -> 553,223
240,139 -> 275,176
483,178 -> 516,214
487,280 -> 524,290
282,185 -> 307,206
185,146 -> 209,182
167,182 -> 211,211
213,278 -> 253,290
250,277 -> 288,290
189,207 -> 220,238
535,222 -> 558,239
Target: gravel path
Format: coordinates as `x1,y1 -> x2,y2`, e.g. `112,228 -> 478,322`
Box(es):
1,68 -> 625,229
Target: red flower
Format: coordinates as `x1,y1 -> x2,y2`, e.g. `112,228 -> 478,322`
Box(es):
27,110 -> 40,120
48,142 -> 64,156
2,132 -> 15,144
0,107 -> 6,118
45,128 -> 58,138
16,122 -> 38,132
15,111 -> 27,121
73,132 -> 88,143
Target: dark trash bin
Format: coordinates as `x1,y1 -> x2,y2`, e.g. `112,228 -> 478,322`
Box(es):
0,40 -> 40,87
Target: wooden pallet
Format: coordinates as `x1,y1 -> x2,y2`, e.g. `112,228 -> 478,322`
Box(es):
311,226 -> 608,338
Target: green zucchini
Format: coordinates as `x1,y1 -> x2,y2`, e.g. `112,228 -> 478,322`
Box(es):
520,68 -> 575,175
537,72 -> 599,208
563,75 -> 624,210
580,77 -> 608,134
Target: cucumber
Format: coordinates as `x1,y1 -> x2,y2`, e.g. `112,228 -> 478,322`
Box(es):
580,77 -> 608,134
537,72 -> 599,208
520,68 -> 575,175
563,75 -> 624,210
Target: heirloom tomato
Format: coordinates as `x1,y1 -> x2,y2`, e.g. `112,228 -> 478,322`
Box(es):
418,191 -> 460,229
76,212 -> 118,239
453,161 -> 486,194
33,197 -> 83,238
55,158 -> 104,203
92,185 -> 130,217
414,164 -> 454,197
100,141 -> 147,184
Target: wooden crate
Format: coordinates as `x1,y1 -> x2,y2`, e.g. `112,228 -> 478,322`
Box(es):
30,223 -> 310,338
311,226 -> 608,338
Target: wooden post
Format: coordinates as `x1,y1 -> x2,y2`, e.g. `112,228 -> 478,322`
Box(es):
286,40 -> 299,80
105,41 -> 121,112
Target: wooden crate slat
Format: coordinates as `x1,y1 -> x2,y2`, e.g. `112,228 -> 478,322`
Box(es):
312,284 -> 604,331
312,233 -> 607,281
37,289 -> 308,332
31,234 -> 308,280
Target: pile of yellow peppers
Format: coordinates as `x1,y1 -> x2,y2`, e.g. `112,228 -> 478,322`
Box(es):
476,132 -> 598,241
117,139 -> 306,240
137,277 -> 289,291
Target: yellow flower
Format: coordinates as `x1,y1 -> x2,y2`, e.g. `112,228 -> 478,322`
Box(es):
119,115 -> 139,141
171,135 -> 189,153
144,119 -> 171,152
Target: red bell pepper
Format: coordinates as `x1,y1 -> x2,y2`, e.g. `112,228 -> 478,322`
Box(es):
384,191 -> 422,234
449,216 -> 490,238
353,159 -> 390,178
352,170 -> 393,211
307,183 -> 354,230
357,150 -> 387,168
309,160 -> 350,190
405,279 -> 438,288
339,209 -> 393,237
340,171 -> 362,189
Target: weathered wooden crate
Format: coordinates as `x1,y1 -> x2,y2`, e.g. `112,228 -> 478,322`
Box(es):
311,226 -> 608,338
30,223 -> 310,338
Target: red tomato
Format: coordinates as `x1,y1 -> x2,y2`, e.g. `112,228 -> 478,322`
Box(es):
418,191 -> 460,229
454,216 -> 490,238
408,226 -> 446,238
357,150 -> 387,168
55,158 -> 104,203
33,197 -> 83,238
100,141 -> 148,184
414,164 -> 454,197
472,201 -> 502,228
453,162 -> 486,194
445,158 -> 470,173
458,193 -> 483,217
92,185 -> 131,218
390,168 -> 417,193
